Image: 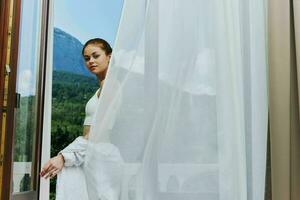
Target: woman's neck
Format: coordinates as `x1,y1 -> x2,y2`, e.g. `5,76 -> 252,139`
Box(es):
97,69 -> 107,87
99,79 -> 105,87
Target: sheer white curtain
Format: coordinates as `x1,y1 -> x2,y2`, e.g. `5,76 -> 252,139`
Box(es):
84,0 -> 268,199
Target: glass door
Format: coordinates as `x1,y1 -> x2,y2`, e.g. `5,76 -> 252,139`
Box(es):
12,0 -> 42,194
0,0 -> 50,199
12,0 -> 49,199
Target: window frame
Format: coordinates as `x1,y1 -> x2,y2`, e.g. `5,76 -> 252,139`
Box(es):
0,0 -> 51,199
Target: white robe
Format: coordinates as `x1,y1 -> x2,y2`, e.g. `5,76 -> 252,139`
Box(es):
55,137 -> 123,200
56,86 -> 123,200
56,136 -> 89,200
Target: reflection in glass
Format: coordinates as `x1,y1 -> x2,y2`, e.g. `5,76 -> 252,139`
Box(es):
12,0 -> 42,193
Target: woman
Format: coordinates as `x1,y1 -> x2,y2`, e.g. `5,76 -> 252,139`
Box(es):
40,38 -> 117,200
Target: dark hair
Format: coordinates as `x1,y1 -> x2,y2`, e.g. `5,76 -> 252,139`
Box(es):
82,38 -> 112,56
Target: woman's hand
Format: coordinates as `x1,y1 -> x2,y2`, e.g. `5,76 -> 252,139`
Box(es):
40,154 -> 65,179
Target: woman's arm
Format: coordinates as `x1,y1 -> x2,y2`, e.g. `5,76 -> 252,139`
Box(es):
40,154 -> 64,179
40,126 -> 90,179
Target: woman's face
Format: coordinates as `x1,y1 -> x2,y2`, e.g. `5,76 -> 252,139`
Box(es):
83,44 -> 111,76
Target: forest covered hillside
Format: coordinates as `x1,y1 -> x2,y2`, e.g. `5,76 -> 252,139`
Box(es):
50,71 -> 98,199
51,70 -> 98,156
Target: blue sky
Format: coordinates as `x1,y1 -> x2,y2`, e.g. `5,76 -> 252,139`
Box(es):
54,0 -> 124,45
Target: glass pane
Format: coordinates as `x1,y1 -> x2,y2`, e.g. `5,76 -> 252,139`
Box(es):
12,0 -> 42,193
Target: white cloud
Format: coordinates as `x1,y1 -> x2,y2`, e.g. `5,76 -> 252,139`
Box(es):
17,69 -> 36,96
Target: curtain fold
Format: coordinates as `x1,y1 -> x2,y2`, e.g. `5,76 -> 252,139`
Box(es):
292,1 -> 300,198
268,0 -> 300,199
84,0 -> 268,199
294,1 -> 300,106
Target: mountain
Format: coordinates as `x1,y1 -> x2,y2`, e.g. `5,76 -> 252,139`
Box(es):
53,27 -> 93,77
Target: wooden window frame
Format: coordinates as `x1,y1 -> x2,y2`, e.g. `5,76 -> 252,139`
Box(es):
0,0 -> 50,199
0,0 -> 22,199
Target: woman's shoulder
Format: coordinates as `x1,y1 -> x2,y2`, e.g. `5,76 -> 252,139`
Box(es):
95,87 -> 101,98
106,79 -> 121,92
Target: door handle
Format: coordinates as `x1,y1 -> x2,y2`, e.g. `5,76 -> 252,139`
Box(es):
16,93 -> 20,108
